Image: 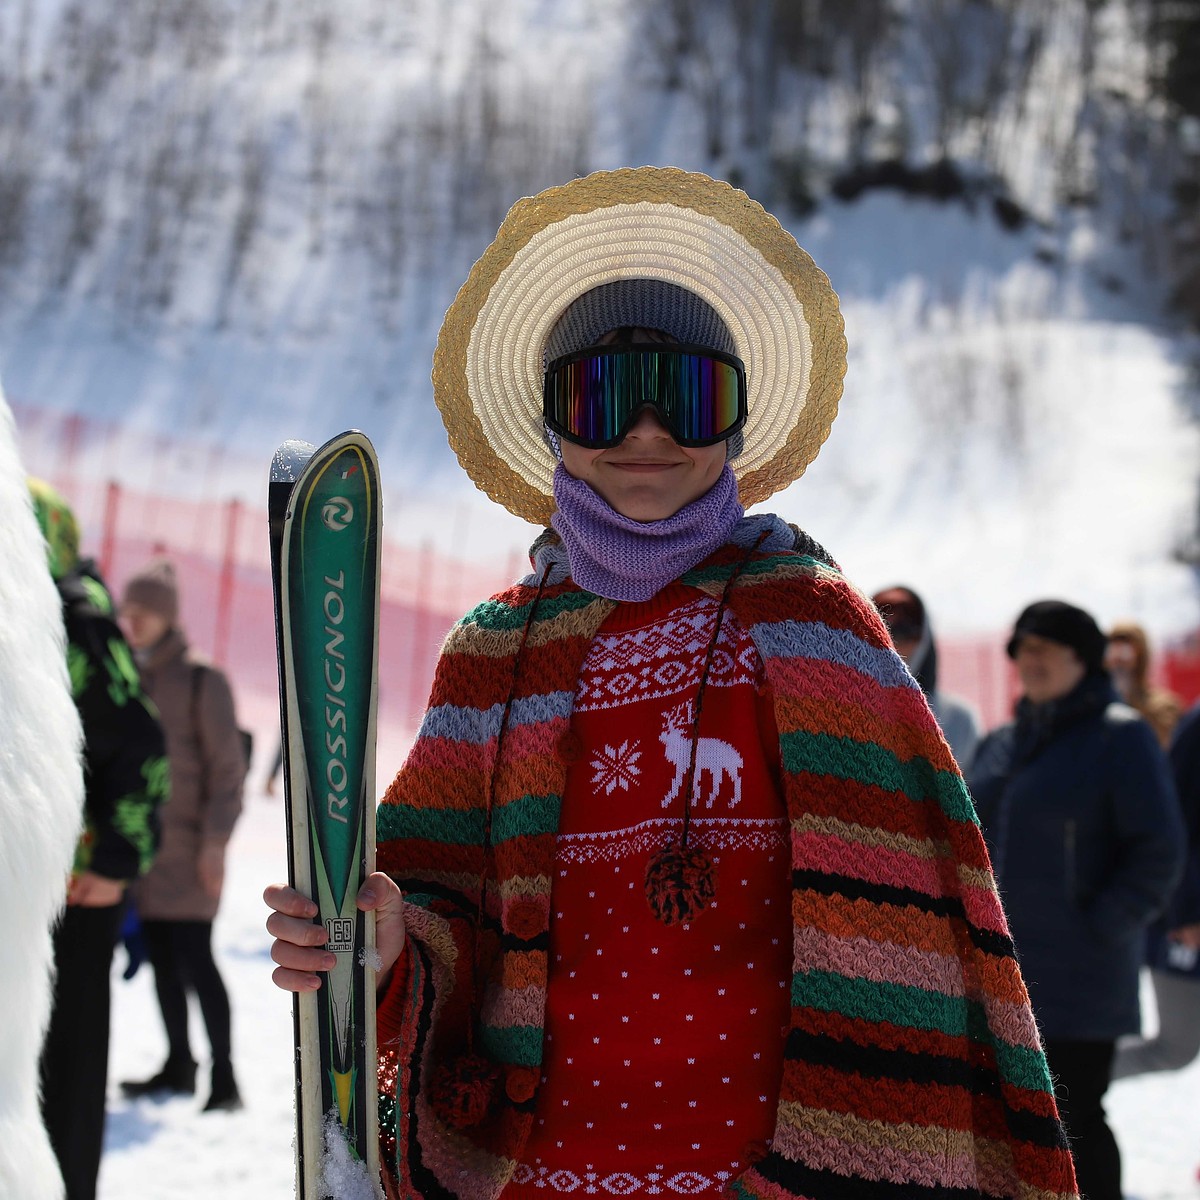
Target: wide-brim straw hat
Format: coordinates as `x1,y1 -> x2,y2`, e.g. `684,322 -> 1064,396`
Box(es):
432,166 -> 847,526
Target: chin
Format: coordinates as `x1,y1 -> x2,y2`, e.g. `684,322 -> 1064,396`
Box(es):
618,500 -> 683,522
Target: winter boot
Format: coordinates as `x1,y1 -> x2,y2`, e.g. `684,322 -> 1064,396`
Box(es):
120,1056 -> 197,1097
202,1060 -> 243,1112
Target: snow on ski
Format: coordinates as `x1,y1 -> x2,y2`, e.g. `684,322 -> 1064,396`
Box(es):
270,432 -> 382,1199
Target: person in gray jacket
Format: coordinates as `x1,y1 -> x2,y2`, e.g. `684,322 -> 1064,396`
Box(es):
968,599 -> 1183,1200
117,558 -> 247,1112
871,584 -> 981,767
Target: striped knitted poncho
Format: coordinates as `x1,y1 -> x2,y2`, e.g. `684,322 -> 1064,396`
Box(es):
375,517 -> 1079,1200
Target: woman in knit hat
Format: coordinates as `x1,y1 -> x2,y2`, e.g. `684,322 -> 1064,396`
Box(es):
969,599 -> 1183,1200
119,557 -> 248,1112
266,168 -> 1079,1199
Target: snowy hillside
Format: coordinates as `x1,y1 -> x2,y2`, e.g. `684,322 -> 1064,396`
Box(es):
1,0 -> 1197,637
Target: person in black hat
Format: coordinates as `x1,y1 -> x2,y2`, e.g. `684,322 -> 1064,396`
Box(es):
969,599 -> 1184,1200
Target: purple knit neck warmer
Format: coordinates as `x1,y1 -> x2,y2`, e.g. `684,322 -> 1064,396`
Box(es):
550,464 -> 744,602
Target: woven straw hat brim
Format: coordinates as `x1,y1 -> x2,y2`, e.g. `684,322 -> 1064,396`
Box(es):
433,166 -> 847,526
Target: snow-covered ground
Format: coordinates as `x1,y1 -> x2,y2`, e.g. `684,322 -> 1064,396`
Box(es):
100,769 -> 1200,1200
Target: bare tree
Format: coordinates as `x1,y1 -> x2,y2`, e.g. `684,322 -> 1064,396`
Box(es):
224,131 -> 270,312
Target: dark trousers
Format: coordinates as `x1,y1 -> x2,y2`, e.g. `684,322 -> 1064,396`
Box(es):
142,919 -> 233,1065
1042,1038 -> 1121,1200
40,902 -> 122,1200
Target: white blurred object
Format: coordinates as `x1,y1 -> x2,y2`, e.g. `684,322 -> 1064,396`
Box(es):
0,382 -> 85,1200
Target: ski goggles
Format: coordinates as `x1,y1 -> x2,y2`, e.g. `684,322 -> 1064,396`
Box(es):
542,343 -> 747,449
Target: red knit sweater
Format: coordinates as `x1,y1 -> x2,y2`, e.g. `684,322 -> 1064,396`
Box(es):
505,585 -> 792,1196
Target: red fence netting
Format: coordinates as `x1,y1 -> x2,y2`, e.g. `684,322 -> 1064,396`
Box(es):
14,402 -> 1196,771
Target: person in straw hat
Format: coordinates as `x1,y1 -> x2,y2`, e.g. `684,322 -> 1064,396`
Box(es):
266,167 -> 1078,1199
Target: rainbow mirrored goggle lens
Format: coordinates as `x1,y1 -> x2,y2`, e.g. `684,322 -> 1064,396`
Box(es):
543,343 -> 747,450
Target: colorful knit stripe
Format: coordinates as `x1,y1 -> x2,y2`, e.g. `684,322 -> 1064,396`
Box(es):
783,1020 -> 1057,1121
379,803 -> 486,846
379,919 -> 462,1200
792,810 -> 993,882
405,734 -> 496,776
779,729 -> 976,824
784,1014 -> 1067,1159
460,584 -> 603,631
771,1109 -> 1071,1199
495,716 -> 570,762
432,639 -> 589,698
417,1115 -> 517,1200
787,931 -> 1041,1056
417,701 -> 505,743
772,654 -> 949,741
794,895 -> 991,974
791,969 -> 1048,1090
380,789 -> 558,843
791,925 -> 1037,1032
778,691 -> 959,772
680,551 -> 836,591
423,623 -> 600,719
795,866 -> 1014,953
413,694 -> 573,745
493,793 -> 559,843
793,824 -> 958,898
497,946 -> 547,991
421,649 -> 526,709
793,773 -> 993,872
772,1110 -> 1016,1194
792,828 -> 1005,933
729,564 -> 888,639
732,1157 -> 1045,1200
782,1032 -> 1065,1171
478,1022 -> 541,1067
784,1053 -> 1019,1139
753,619 -> 919,692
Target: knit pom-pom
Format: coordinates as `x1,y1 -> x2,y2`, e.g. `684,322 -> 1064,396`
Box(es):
644,843 -> 716,925
431,1053 -> 498,1129
505,1065 -> 540,1103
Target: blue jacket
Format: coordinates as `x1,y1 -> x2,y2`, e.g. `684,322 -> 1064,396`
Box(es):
969,673 -> 1183,1039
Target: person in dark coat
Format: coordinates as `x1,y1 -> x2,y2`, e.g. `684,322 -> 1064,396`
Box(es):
1112,702 -> 1200,1078
118,558 -> 247,1112
968,599 -> 1183,1200
29,480 -> 168,1200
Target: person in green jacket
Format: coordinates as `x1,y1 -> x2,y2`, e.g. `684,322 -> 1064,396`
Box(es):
30,479 -> 168,1200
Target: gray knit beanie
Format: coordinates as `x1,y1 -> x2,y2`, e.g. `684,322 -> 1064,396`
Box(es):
543,280 -> 745,462
122,557 -> 179,625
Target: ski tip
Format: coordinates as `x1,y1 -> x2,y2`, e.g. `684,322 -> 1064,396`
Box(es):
271,439 -> 318,483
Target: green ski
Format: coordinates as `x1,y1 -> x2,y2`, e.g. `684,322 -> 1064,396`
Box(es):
270,431 -> 382,1198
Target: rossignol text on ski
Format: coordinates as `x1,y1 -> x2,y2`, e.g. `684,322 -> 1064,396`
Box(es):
270,431 -> 382,1199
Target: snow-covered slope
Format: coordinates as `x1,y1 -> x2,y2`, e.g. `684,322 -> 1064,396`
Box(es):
0,0 -> 1195,638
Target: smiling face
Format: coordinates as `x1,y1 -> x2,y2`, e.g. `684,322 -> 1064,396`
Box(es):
558,409 -> 728,522
555,325 -> 731,522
